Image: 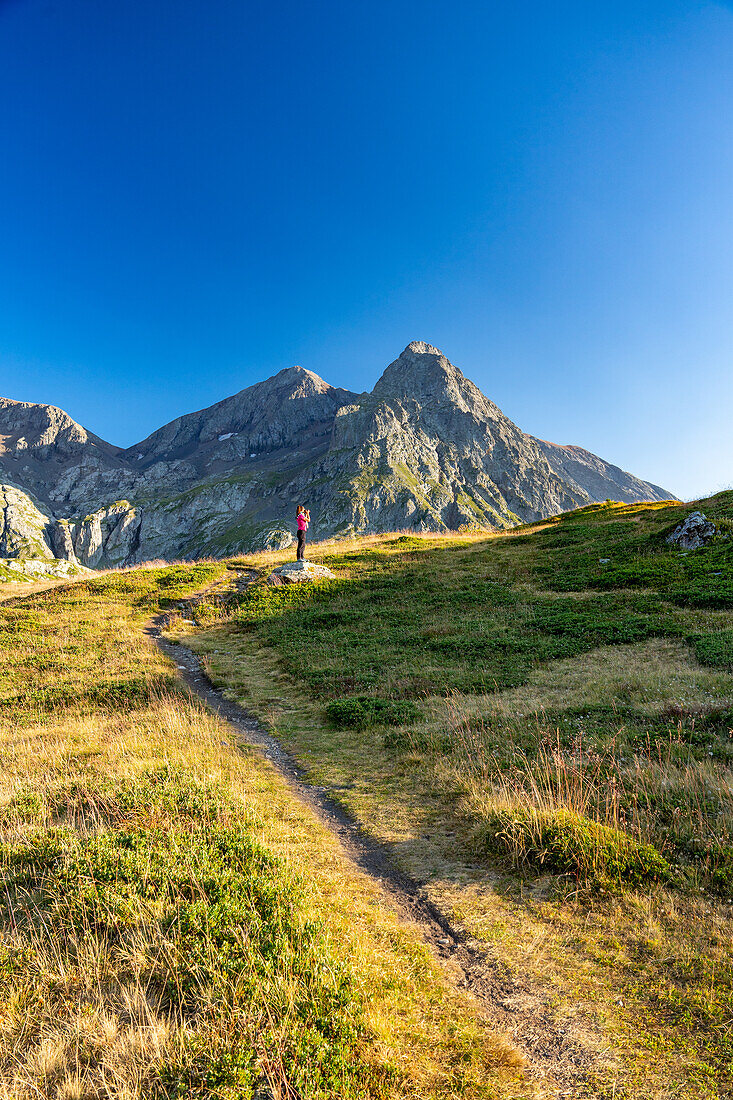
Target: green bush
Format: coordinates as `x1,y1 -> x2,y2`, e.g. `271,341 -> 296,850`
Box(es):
591,558 -> 680,589
474,807 -> 671,886
391,535 -> 424,547
326,696 -> 422,729
670,584 -> 733,610
711,850 -> 733,896
689,631 -> 733,670
531,600 -> 658,646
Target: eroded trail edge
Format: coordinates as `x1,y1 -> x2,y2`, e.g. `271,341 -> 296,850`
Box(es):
147,613 -> 600,1098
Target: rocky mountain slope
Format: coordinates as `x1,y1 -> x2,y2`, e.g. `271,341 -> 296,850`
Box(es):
0,342 -> 673,570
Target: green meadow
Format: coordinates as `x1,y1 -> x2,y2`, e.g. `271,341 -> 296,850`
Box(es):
180,492 -> 733,1098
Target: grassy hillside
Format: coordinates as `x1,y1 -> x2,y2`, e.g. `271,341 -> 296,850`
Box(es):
172,492 -> 733,1098
0,565 -> 525,1099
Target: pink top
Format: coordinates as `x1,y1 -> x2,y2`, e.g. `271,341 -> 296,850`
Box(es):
297,513 -> 308,532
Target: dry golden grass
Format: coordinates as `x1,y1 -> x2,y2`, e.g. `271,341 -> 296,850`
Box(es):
476,636 -> 733,717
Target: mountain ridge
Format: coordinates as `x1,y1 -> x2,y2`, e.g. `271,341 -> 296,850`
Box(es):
0,343 -> 674,570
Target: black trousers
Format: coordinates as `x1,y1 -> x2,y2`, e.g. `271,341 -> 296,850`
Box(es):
297,530 -> 306,560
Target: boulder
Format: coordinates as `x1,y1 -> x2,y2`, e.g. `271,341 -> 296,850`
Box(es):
666,511 -> 717,551
266,560 -> 336,586
0,555 -> 90,582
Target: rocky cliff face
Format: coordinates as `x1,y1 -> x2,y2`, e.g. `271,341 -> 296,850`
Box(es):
0,483 -> 56,560
0,343 -> 674,571
0,483 -> 91,582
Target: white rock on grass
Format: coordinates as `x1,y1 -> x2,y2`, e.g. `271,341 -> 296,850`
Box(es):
266,560 -> 336,586
666,511 -> 717,551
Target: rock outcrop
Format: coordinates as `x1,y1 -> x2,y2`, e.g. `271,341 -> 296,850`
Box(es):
666,511 -> 717,551
0,555 -> 90,583
0,483 -> 141,571
0,343 -> 675,569
66,501 -> 142,568
0,483 -> 56,560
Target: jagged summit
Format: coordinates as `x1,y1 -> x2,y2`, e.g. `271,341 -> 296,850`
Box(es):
0,396 -> 90,451
372,342 -> 499,425
253,363 -> 330,389
403,340 -> 445,356
374,341 -> 459,393
256,364 -> 334,394
0,342 -> 674,569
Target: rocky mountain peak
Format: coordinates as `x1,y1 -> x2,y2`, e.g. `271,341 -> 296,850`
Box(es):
122,363 -> 359,469
372,342 -> 496,425
374,342 -> 456,394
267,364 -> 335,398
0,397 -> 119,460
0,397 -> 89,448
403,341 -> 445,356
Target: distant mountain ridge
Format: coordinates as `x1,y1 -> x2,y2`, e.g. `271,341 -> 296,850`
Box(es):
0,342 -> 673,570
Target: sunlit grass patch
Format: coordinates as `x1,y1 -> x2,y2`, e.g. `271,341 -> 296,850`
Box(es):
0,770 -> 388,1100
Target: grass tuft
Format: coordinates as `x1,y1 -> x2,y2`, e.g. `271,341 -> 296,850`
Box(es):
473,806 -> 671,887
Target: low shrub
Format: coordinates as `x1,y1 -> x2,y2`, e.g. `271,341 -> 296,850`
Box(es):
391,535 -> 424,547
531,600 -> 658,646
670,584 -> 733,610
326,696 -> 422,729
711,850 -> 733,896
0,674 -> 176,715
0,772 -> 390,1099
474,807 -> 671,887
689,630 -> 733,671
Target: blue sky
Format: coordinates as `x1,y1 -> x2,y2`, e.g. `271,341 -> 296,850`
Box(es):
1,0 -> 732,500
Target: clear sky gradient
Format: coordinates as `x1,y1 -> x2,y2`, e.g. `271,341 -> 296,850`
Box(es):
2,0 -> 732,500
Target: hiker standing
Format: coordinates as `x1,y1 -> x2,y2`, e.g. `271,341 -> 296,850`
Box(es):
296,506 -> 309,561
